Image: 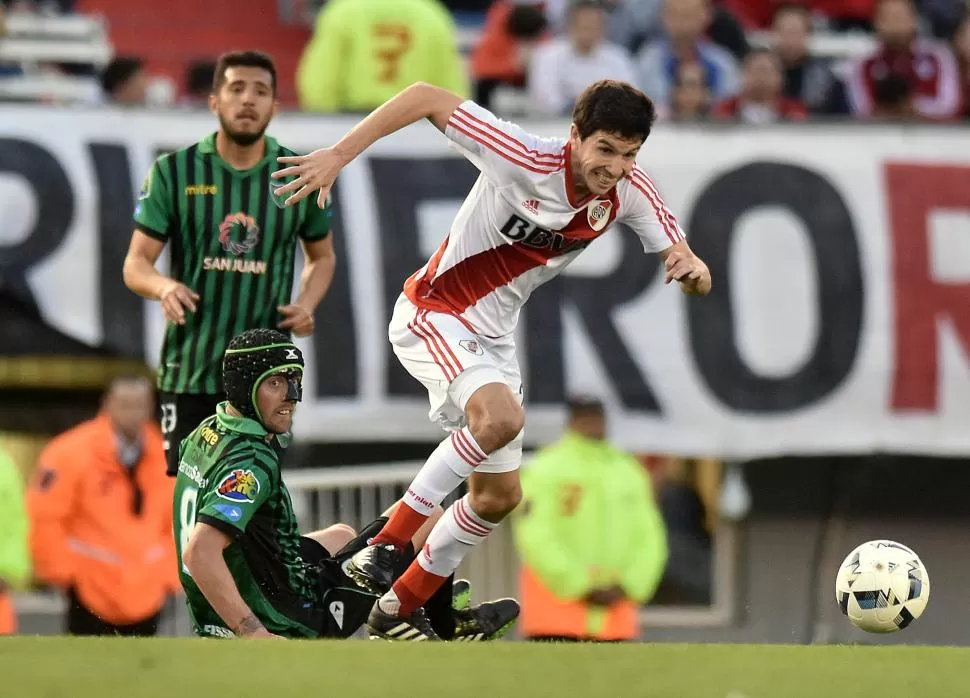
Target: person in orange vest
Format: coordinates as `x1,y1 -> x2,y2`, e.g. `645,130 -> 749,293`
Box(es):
513,396 -> 668,641
0,444 -> 30,635
27,375 -> 178,636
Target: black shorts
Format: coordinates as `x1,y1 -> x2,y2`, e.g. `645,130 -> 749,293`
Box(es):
159,392 -> 223,477
298,517 -> 414,638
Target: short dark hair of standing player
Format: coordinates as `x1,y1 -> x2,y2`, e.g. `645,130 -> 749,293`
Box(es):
210,51 -> 278,147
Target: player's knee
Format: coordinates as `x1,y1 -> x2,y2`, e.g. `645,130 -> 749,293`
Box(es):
469,478 -> 522,521
467,401 -> 525,453
332,523 -> 357,540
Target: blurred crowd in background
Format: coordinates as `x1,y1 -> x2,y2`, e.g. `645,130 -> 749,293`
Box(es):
2,0 -> 970,123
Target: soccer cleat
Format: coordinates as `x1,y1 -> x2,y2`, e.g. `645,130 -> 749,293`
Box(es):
452,598 -> 520,641
452,579 -> 472,611
367,604 -> 441,642
345,543 -> 400,595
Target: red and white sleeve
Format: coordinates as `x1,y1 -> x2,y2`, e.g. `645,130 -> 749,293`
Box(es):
620,167 -> 686,253
444,100 -> 564,179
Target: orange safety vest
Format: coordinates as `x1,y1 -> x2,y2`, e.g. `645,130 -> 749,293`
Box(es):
27,414 -> 178,626
519,566 -> 639,641
0,591 -> 14,634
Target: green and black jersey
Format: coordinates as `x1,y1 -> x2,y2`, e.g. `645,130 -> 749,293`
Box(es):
173,402 -> 320,638
134,133 -> 332,395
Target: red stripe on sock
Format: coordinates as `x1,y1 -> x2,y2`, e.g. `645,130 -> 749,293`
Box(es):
450,432 -> 481,467
454,499 -> 491,537
455,429 -> 487,461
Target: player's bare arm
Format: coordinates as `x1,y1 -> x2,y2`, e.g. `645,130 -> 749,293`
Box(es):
272,82 -> 464,207
659,240 -> 711,296
122,230 -> 200,325
182,521 -> 283,639
277,236 -> 336,337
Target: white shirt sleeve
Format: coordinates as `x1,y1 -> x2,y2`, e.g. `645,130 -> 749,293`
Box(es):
444,100 -> 565,181
618,168 -> 686,253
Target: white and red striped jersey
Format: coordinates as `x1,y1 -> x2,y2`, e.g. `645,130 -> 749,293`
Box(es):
403,100 -> 685,338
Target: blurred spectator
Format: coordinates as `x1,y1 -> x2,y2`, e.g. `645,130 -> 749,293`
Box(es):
772,3 -> 849,114
636,0 -> 740,110
181,59 -> 216,108
527,0 -> 637,116
100,57 -> 149,106
847,0 -> 961,120
642,456 -> 712,606
919,0 -> 967,40
470,1 -> 548,111
513,397 -> 667,642
951,13 -> 970,119
663,60 -> 712,119
871,71 -> 919,119
297,0 -> 468,113
714,48 -> 808,122
0,445 -> 29,635
720,0 -> 876,31
26,375 -> 177,637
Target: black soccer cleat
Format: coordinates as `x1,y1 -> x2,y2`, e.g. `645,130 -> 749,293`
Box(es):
367,603 -> 441,642
345,543 -> 400,595
452,598 -> 520,641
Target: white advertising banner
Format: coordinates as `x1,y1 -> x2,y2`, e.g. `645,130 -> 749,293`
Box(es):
2,106 -> 970,457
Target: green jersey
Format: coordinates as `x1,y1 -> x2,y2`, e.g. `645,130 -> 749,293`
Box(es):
134,133 -> 332,395
173,402 -> 320,638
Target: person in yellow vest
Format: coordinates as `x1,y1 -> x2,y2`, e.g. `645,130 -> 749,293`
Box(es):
513,396 -> 668,642
296,0 -> 468,113
0,443 -> 30,635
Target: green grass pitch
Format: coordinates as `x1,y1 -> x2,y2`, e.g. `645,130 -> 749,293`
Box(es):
1,637 -> 967,698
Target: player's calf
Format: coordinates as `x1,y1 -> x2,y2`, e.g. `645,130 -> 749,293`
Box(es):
468,470 -> 522,523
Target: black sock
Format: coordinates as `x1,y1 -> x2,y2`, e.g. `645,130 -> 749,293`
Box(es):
423,573 -> 457,640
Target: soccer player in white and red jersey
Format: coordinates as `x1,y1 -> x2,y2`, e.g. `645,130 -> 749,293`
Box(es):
272,79 -> 711,641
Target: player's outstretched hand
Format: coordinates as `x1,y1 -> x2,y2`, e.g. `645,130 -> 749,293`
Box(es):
277,304 -> 314,337
158,279 -> 199,325
273,147 -> 342,209
663,249 -> 711,296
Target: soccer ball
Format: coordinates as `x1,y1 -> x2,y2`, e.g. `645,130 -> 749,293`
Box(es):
835,539 -> 930,633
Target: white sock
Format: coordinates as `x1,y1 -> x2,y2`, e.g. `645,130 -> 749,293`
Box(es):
377,496 -> 498,617
401,428 -> 487,515
418,494 -> 497,577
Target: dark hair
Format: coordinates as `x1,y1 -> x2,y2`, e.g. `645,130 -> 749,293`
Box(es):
873,72 -> 912,107
572,80 -> 656,142
101,57 -> 143,94
567,395 -> 605,418
507,4 -> 547,39
212,50 -> 277,94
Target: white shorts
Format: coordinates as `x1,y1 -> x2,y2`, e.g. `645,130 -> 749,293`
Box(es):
388,294 -> 523,473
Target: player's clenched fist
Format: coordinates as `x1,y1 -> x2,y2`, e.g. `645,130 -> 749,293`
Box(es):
158,279 -> 200,325
663,248 -> 711,296
277,304 -> 314,337
273,147 -> 343,209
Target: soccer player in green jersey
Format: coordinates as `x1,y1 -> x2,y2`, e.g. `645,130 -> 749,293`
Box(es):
123,50 -> 336,477
174,328 -> 519,640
